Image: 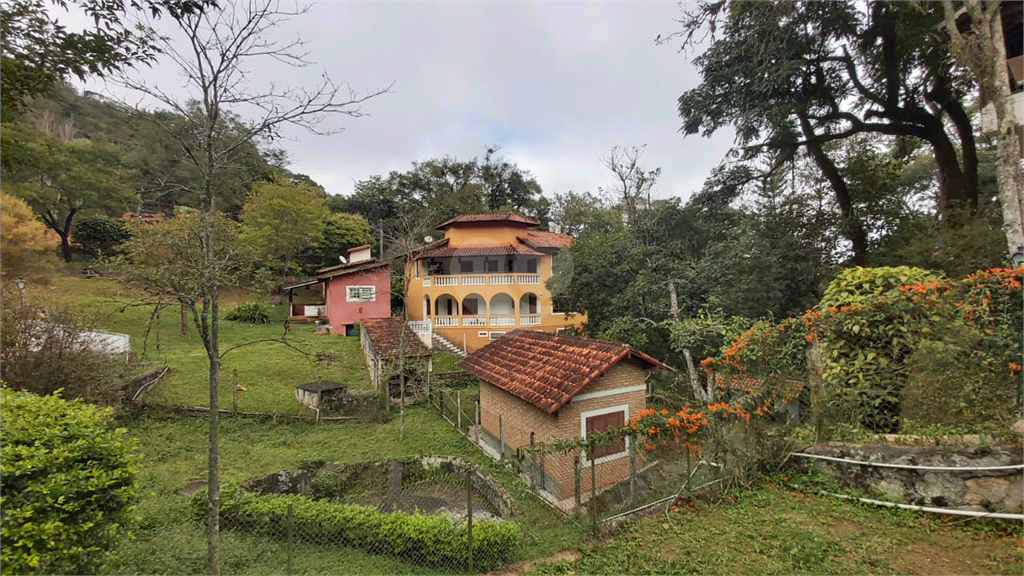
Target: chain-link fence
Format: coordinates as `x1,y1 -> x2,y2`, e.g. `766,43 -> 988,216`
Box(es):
192,457 -> 521,575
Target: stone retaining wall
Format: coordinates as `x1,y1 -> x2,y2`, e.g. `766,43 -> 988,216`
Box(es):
802,443 -> 1023,513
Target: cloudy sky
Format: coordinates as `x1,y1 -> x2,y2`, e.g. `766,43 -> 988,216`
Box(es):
80,1 -> 735,203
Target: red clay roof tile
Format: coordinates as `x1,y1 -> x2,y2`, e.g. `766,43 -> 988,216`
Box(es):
436,212 -> 539,230
518,231 -> 574,250
458,330 -> 671,414
360,318 -> 432,359
417,244 -> 543,258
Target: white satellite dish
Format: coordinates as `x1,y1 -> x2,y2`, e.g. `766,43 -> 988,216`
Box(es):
338,255 -> 347,264
424,235 -> 434,243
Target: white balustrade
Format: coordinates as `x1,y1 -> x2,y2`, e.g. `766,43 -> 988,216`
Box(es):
462,316 -> 487,327
491,315 -> 515,326
517,274 -> 541,284
461,275 -> 486,286
433,316 -> 458,327
520,315 -> 541,326
434,276 -> 459,286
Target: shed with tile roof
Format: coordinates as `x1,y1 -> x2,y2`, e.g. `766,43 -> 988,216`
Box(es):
360,318 -> 433,398
459,330 -> 671,501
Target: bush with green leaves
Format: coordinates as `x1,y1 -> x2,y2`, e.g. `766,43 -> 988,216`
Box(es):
71,214 -> 131,256
0,389 -> 138,575
224,301 -> 270,324
192,485 -> 520,571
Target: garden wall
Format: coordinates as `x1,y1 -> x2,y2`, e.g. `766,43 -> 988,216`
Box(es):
801,443 -> 1023,513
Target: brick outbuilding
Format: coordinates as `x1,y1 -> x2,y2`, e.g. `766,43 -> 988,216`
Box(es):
458,330 -> 671,501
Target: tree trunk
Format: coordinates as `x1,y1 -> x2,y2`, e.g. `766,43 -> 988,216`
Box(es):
181,303 -> 189,336
798,113 -> 869,265
683,348 -> 708,404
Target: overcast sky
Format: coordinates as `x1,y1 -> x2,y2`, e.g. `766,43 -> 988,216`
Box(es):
79,1 -> 735,203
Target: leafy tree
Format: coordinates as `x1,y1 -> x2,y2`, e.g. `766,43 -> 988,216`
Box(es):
0,122 -> 135,261
240,178 -> 328,276
340,149 -> 549,250
0,192 -> 56,277
0,0 -> 214,118
669,0 -> 983,263
112,210 -> 254,337
71,213 -> 131,256
0,389 -> 137,575
298,212 -> 374,273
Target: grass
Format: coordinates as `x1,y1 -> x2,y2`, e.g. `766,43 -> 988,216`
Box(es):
105,409 -> 587,575
530,477 -> 1023,575
35,276 -> 372,416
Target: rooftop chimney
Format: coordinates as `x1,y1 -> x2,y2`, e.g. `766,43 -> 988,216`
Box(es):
347,244 -> 373,265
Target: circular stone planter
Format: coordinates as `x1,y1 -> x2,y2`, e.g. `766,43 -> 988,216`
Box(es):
241,455 -> 516,521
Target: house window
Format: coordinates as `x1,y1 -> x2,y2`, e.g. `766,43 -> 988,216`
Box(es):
552,296 -> 572,314
526,258 -> 538,273
463,298 -> 479,315
488,331 -> 506,340
460,260 -> 474,274
581,406 -> 628,464
485,259 -> 498,272
346,285 -> 376,302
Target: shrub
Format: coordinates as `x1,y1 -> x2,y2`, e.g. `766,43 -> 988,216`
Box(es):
0,389 -> 138,575
0,303 -> 133,409
224,301 -> 270,324
71,214 -> 131,256
192,485 -> 521,571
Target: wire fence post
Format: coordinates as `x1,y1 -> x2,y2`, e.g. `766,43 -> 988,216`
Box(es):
286,502 -> 294,576
590,457 -> 598,539
474,400 -> 480,445
574,455 -> 581,518
457,391 -> 462,433
529,432 -> 536,490
232,368 -> 238,413
499,414 -> 505,457
466,467 -> 474,575
629,440 -> 637,507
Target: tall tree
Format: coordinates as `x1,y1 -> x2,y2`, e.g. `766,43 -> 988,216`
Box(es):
0,192 -> 57,277
0,121 -> 134,260
240,177 -> 328,276
938,0 -> 1024,253
115,2 -> 388,572
669,0 -> 982,263
0,0 -> 214,118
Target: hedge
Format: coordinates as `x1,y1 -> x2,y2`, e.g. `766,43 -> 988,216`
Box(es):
191,485 -> 521,571
0,389 -> 137,574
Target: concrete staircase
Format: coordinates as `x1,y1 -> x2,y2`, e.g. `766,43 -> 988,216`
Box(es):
432,333 -> 467,357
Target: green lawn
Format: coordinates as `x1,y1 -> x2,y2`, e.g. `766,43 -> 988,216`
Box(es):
106,409 -> 587,575
36,276 -> 372,415
530,478 -> 1023,576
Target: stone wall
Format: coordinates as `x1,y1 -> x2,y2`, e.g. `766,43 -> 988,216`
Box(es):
802,443 -> 1023,513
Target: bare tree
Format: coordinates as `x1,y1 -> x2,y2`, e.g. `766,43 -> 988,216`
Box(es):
939,0 -> 1024,253
115,2 -> 390,573
600,145 -> 661,227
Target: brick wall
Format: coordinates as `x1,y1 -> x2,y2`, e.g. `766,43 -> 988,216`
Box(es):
479,360 -> 648,499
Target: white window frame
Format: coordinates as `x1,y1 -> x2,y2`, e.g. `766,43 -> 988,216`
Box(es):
346,285 -> 376,302
488,331 -> 506,340
579,403 -> 630,467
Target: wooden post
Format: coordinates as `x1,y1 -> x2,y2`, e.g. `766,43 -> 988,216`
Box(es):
590,457 -> 598,539
232,368 -> 238,413
499,414 -> 505,457
457,391 -> 462,433
574,455 -> 581,518
629,440 -> 637,507
462,332 -> 467,354
474,400 -> 480,444
529,432 -> 536,490
466,467 -> 474,574
286,503 -> 294,576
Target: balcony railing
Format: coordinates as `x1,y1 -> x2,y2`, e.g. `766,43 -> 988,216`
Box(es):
430,314 -> 548,328
421,274 -> 541,287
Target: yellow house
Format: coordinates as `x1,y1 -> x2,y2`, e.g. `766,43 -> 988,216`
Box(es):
404,212 -> 585,353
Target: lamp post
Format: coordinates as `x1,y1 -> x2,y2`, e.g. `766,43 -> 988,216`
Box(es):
14,277 -> 26,307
